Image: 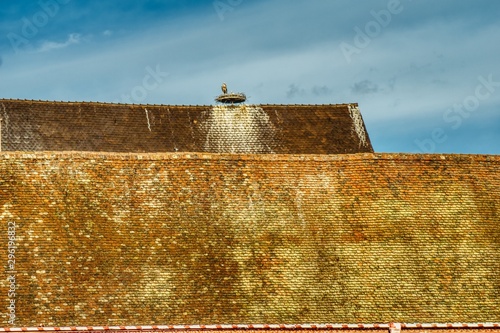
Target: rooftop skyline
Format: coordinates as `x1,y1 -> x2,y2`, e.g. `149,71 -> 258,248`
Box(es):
1,0 -> 499,154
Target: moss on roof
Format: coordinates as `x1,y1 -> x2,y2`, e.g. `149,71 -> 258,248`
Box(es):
0,152 -> 498,326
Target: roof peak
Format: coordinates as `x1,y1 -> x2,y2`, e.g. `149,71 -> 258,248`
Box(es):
0,98 -> 358,108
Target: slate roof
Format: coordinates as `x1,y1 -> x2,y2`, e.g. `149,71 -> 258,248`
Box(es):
0,152 -> 498,327
0,99 -> 373,154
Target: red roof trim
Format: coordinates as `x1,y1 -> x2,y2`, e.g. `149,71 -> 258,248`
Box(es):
2,323 -> 499,332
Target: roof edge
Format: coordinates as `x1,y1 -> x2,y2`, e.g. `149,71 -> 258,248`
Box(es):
0,98 -> 358,108
0,152 -> 499,162
1,323 -> 499,332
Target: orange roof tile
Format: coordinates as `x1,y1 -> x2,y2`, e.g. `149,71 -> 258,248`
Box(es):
0,152 -> 498,326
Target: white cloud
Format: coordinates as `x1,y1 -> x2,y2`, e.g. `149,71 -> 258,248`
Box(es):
37,33 -> 82,53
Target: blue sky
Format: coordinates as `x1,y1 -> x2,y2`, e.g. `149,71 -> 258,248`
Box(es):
0,0 -> 499,154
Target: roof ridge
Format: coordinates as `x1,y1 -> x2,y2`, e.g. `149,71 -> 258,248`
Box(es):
1,152 -> 499,162
0,99 -> 357,108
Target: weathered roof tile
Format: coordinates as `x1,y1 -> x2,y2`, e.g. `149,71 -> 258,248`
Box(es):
0,100 -> 372,154
0,152 -> 498,326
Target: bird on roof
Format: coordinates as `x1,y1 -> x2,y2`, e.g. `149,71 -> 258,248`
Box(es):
221,83 -> 228,94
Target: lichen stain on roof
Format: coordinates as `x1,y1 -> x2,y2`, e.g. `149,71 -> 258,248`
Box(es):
202,105 -> 276,153
0,152 -> 498,326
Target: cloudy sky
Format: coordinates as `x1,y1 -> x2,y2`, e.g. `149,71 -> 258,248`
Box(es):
1,0 -> 499,154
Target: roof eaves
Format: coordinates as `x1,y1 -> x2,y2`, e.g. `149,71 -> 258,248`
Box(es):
1,323 -> 499,332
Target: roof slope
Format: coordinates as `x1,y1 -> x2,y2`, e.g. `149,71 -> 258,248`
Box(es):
0,100 -> 373,154
0,152 -> 498,326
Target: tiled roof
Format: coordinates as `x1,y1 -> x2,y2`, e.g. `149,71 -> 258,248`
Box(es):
0,152 -> 498,327
0,99 -> 373,154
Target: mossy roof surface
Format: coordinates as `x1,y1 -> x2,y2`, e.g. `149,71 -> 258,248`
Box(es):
0,152 -> 498,326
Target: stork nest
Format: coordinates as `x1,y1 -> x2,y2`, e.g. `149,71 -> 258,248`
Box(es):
215,93 -> 247,104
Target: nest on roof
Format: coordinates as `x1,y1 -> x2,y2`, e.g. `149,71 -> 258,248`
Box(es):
215,92 -> 247,104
